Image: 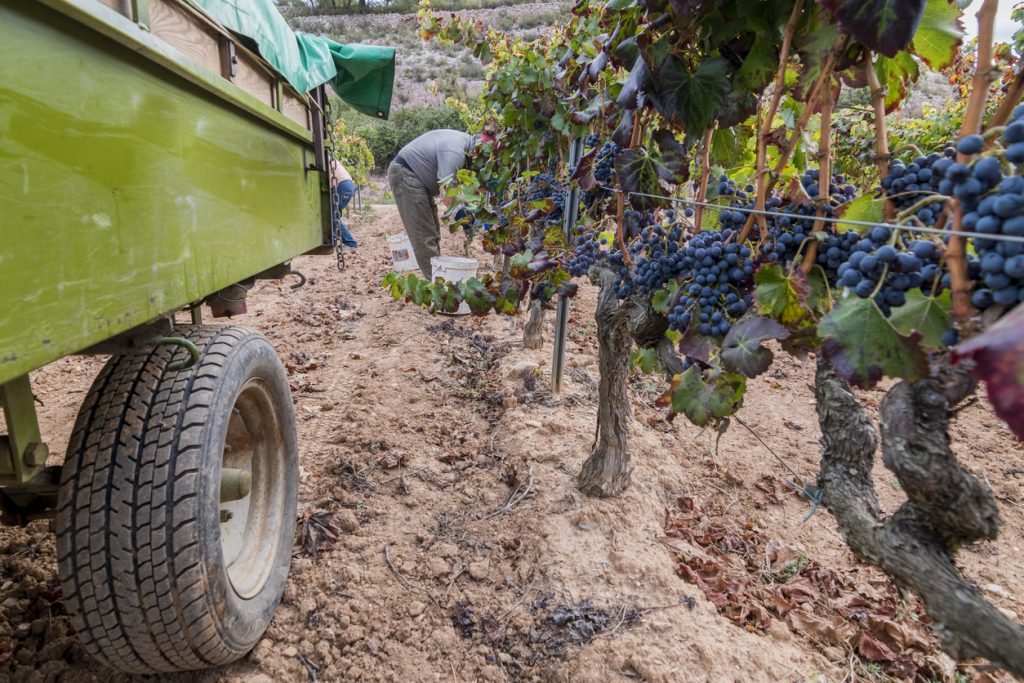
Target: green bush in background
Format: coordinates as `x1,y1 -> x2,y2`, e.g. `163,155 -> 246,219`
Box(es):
343,104 -> 467,172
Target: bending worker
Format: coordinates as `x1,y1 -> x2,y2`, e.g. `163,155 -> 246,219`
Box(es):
387,129 -> 476,276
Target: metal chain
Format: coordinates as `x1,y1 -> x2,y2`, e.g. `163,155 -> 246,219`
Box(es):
324,98 -> 345,271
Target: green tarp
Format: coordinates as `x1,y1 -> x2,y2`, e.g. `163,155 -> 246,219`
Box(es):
186,0 -> 395,118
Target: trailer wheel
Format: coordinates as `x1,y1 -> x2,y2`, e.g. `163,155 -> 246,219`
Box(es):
56,325 -> 298,673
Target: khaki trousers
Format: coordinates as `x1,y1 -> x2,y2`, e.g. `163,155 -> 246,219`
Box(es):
387,162 -> 441,277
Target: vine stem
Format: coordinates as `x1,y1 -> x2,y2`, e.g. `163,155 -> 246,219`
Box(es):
617,109 -> 646,267
693,125 -> 714,232
948,0 -> 998,322
801,79 -> 836,273
739,49 -> 838,244
738,0 -> 805,244
988,69 -> 1024,129
864,54 -> 897,220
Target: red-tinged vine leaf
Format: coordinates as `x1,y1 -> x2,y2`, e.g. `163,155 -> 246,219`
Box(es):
611,108 -> 635,149
494,281 -> 520,314
570,98 -> 608,125
782,176 -> 815,207
911,0 -> 964,70
888,290 -> 951,351
819,0 -> 927,58
431,282 -> 462,314
571,147 -> 598,191
721,316 -> 791,378
952,305 -> 1024,441
617,57 -> 652,111
508,250 -> 534,279
755,265 -> 813,326
615,149 -> 663,210
651,128 -> 689,184
460,278 -> 497,316
647,55 -> 730,134
818,296 -> 929,389
660,366 -> 746,427
678,322 -> 719,364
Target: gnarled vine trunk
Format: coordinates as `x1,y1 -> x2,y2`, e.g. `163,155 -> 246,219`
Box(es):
522,299 -> 545,349
627,296 -> 684,380
815,357 -> 1024,675
578,267 -> 633,496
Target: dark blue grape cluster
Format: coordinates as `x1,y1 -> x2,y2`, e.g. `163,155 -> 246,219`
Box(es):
666,228 -> 755,335
712,176 -> 755,233
837,226 -> 943,314
958,106 -> 1024,311
881,150 -> 955,226
761,169 -> 857,277
629,220 -> 687,294
522,173 -> 568,224
567,231 -> 609,277
593,142 -> 619,186
584,132 -> 601,149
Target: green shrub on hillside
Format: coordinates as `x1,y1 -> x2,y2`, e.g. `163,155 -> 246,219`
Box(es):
350,105 -> 467,172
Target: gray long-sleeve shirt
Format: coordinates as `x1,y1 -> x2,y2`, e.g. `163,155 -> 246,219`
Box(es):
395,129 -> 473,196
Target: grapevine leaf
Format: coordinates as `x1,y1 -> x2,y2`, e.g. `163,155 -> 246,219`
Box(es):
381,271 -> 407,300
911,0 -> 964,70
819,0 -> 927,57
755,265 -> 810,326
834,193 -> 885,232
715,89 -> 758,129
631,347 -> 660,374
508,250 -> 534,278
617,57 -> 651,110
818,296 -> 929,389
431,282 -> 462,314
710,126 -> 748,168
678,323 -> 718,364
409,276 -> 432,307
721,316 -> 791,377
651,288 -> 672,314
460,278 -> 497,316
875,51 -> 920,113
648,56 -> 730,133
612,108 -> 635,148
733,36 -> 778,92
888,290 -> 952,350
952,305 -> 1024,441
615,149 -> 664,210
494,282 -> 520,314
652,128 -> 689,183
661,366 -> 746,427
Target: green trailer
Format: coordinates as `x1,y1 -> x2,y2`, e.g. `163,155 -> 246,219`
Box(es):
0,0 -> 393,673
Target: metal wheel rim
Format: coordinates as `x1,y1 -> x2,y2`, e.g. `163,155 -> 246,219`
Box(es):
220,377 -> 287,599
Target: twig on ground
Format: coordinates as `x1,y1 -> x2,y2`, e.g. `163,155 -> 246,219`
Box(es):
383,544 -> 442,610
478,466 -> 535,522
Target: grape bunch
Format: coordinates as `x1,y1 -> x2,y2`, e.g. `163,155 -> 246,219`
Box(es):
521,172 -> 569,224
956,107 -> 1024,311
584,132 -> 601,149
667,228 -> 755,336
881,149 -> 955,226
593,142 -> 619,186
629,220 -> 687,294
836,225 -> 941,314
566,209 -> 648,280
714,176 -> 756,233
761,168 -> 858,281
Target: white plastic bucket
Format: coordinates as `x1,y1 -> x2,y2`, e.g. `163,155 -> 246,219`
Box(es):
431,256 -> 479,316
387,233 -> 417,272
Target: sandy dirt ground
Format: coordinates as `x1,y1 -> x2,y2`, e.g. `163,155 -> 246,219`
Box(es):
1,205 -> 1022,683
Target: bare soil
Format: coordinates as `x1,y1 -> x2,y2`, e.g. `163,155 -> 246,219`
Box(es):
2,205 -> 1022,683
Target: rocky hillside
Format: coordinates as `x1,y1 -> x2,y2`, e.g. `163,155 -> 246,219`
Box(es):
288,2 -> 571,108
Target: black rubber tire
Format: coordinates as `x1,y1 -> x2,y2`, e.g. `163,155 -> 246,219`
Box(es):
55,325 -> 298,673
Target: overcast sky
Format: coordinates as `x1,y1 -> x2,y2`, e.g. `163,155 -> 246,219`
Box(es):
962,0 -> 1018,43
